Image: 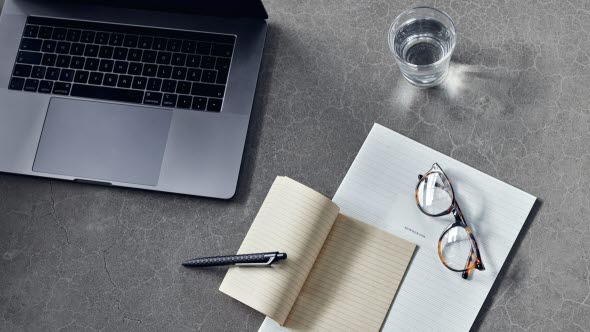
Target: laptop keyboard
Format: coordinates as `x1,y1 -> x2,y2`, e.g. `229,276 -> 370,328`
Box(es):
8,16 -> 236,112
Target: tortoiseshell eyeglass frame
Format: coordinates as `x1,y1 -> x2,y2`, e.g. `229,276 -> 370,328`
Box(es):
415,163 -> 485,279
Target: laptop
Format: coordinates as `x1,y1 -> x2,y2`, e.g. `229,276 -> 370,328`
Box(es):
0,0 -> 268,199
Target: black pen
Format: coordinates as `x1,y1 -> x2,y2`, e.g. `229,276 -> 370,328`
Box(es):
182,251 -> 287,267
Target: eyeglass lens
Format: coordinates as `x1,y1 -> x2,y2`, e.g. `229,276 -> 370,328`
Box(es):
416,172 -> 453,215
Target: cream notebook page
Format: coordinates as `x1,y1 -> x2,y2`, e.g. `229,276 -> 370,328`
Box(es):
260,124 -> 536,331
277,214 -> 415,331
220,176 -> 340,324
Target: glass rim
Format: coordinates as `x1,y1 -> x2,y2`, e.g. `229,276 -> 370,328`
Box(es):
388,6 -> 457,69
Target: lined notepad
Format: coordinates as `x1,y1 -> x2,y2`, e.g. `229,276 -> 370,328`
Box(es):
219,177 -> 415,330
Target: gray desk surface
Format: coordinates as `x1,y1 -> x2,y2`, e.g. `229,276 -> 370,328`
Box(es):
1,0 -> 587,331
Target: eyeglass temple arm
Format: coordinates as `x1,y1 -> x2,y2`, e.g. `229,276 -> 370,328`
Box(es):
453,206 -> 485,279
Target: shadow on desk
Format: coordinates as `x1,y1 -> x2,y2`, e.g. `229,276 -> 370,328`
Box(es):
231,23 -> 280,203
471,199 -> 543,331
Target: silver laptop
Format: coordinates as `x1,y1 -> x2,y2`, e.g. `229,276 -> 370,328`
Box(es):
0,0 -> 267,198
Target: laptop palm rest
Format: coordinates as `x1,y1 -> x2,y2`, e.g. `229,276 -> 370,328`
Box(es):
33,98 -> 172,186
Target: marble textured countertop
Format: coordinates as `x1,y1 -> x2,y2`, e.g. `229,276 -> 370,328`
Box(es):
2,0 -> 589,331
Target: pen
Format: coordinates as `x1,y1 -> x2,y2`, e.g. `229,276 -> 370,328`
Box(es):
182,251 -> 287,267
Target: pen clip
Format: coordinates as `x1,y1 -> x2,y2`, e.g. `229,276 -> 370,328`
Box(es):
235,253 -> 277,266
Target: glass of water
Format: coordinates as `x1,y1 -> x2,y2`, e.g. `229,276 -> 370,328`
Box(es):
388,7 -> 456,88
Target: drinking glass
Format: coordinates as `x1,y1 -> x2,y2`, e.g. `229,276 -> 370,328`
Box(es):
388,7 -> 456,88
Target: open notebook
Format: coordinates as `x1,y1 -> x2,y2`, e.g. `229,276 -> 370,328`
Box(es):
219,177 -> 416,331
260,124 -> 537,332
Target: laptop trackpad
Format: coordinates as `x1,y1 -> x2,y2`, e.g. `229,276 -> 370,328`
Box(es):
33,98 -> 172,186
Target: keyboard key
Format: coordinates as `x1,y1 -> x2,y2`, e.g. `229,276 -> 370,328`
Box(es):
196,42 -> 211,55
59,69 -> 74,82
201,70 -> 216,83
38,26 -> 53,39
142,50 -> 157,63
123,35 -> 138,48
20,38 -> 42,51
187,68 -> 202,82
127,49 -> 142,62
42,40 -> 57,53
200,56 -> 215,69
171,53 -> 186,66
113,47 -> 128,60
176,81 -> 191,94
52,82 -> 71,95
52,28 -> 67,41
147,78 -> 162,91
166,39 -> 181,52
24,25 -> 39,38
55,55 -> 71,68
217,70 -> 229,84
172,67 -> 187,80
45,67 -> 60,80
13,64 -> 32,77
181,40 -> 196,53
8,77 -> 25,90
161,79 -> 177,93
162,93 -> 177,107
215,57 -> 231,71
99,59 -> 114,72
177,95 -> 192,109
191,96 -> 207,110
191,83 -> 225,98
128,62 -> 143,75
84,58 -> 100,71
38,80 -> 53,93
138,36 -> 153,49
74,70 -> 89,84
80,30 -> 96,43
207,98 -> 222,112
109,33 -> 124,46
70,43 -> 85,56
71,84 -> 144,103
156,51 -> 172,65
152,37 -> 166,51
186,54 -> 201,68
103,73 -> 118,86
24,79 -> 39,92
117,75 -> 132,88
56,41 -> 71,54
31,66 -> 46,79
113,61 -> 128,74
211,43 -> 233,57
17,51 -> 42,65
84,44 -> 99,57
142,64 -> 157,77
95,32 -> 110,45
143,91 -> 162,105
42,53 -> 57,66
99,46 -> 114,59
89,72 -> 104,85
66,29 -> 81,42
70,56 -> 85,69
132,76 -> 147,90
157,65 -> 172,78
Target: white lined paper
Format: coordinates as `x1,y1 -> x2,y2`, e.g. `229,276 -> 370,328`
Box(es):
260,123 -> 536,331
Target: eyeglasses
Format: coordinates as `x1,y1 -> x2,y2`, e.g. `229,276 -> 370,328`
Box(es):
415,163 -> 485,279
